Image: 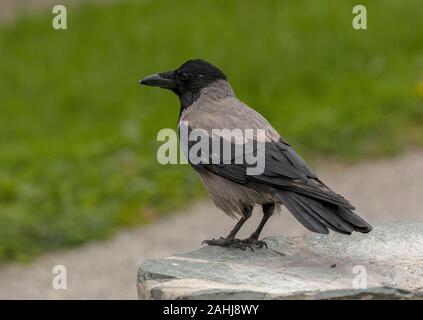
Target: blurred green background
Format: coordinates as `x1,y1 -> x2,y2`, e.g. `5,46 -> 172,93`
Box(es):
0,0 -> 422,262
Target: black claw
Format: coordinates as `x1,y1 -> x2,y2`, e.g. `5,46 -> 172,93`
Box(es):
239,238 -> 268,249
201,237 -> 256,251
245,244 -> 254,252
259,241 -> 268,249
201,236 -> 268,251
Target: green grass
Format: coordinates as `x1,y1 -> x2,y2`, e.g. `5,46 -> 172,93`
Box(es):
0,0 -> 422,261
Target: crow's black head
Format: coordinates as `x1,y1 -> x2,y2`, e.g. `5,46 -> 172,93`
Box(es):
139,59 -> 227,108
175,59 -> 227,92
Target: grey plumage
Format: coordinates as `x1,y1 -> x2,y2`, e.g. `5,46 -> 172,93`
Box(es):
140,59 -> 372,247
179,80 -> 279,218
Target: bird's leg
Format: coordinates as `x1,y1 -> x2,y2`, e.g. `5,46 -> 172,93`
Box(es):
202,206 -> 253,250
241,203 -> 275,249
226,211 -> 251,239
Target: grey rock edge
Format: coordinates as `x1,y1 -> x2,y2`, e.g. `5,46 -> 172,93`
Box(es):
138,221 -> 423,300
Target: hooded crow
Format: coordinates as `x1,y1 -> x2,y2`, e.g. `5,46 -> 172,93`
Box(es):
140,59 -> 372,250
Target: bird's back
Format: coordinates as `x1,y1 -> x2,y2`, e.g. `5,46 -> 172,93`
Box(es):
179,81 -> 280,143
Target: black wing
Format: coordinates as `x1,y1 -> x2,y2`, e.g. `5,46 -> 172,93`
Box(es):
181,126 -> 353,209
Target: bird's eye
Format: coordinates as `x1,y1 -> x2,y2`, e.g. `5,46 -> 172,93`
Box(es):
180,72 -> 189,80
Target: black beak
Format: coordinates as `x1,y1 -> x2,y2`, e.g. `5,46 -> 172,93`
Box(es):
138,70 -> 177,89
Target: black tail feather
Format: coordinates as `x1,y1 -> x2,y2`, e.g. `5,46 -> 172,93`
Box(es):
277,191 -> 329,234
276,191 -> 372,235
